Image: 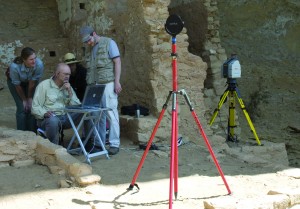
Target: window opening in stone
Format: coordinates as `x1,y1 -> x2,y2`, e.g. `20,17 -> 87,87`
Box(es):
79,3 -> 85,10
49,51 -> 56,57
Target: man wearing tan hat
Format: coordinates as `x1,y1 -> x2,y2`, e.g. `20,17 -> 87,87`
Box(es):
63,53 -> 87,102
80,26 -> 122,155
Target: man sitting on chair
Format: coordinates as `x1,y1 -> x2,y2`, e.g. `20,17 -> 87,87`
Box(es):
31,63 -> 82,145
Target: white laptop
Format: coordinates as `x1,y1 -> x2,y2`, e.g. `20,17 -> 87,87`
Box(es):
65,84 -> 106,109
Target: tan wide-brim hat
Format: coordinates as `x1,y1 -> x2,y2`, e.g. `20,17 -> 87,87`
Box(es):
64,53 -> 81,64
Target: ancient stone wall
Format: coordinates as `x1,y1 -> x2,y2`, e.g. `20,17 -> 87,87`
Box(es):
0,0 -> 212,144
0,0 -> 298,166
0,0 -> 72,128
55,0 -> 209,142
0,0 -> 70,80
170,0 -> 227,96
217,0 -> 300,167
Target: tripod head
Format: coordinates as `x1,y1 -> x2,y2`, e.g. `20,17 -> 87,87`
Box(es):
165,14 -> 184,37
164,14 -> 184,92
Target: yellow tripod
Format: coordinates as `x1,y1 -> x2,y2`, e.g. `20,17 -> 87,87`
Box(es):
209,79 -> 261,145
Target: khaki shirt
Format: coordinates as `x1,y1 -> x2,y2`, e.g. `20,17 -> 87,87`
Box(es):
32,78 -> 80,119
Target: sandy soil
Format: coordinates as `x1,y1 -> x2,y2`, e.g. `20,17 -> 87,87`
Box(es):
0,133 -> 300,209
0,86 -> 299,209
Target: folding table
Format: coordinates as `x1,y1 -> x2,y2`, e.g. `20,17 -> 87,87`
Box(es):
65,107 -> 111,164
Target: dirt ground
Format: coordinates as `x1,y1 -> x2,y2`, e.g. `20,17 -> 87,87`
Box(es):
0,87 -> 300,209
0,129 -> 300,208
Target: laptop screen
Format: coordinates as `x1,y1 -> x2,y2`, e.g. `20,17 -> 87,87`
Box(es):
82,84 -> 106,107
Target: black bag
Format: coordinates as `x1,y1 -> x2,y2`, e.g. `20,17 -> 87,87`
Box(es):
121,104 -> 150,116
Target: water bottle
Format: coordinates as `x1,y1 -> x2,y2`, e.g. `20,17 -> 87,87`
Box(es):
135,104 -> 140,118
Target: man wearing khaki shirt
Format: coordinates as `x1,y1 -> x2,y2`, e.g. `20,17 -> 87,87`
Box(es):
32,63 -> 82,144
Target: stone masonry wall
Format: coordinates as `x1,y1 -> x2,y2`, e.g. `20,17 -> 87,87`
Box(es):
0,0 -> 72,128
217,0 -> 300,167
54,0 -> 300,166
0,0 -> 298,167
0,0 -> 71,81
56,0 -> 208,143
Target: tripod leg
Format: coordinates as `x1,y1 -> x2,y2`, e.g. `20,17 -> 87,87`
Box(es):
228,90 -> 237,142
234,91 -> 262,145
169,92 -> 179,206
209,90 -> 229,125
174,102 -> 179,200
128,91 -> 173,190
180,90 -> 232,194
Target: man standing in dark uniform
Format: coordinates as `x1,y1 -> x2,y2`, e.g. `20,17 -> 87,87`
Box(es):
63,53 -> 87,102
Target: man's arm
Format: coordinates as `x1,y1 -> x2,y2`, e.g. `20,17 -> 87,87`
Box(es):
14,85 -> 27,101
113,57 -> 122,94
109,39 -> 122,94
31,82 -> 47,119
63,81 -> 81,105
10,64 -> 27,101
14,84 -> 30,111
27,80 -> 37,98
27,80 -> 38,110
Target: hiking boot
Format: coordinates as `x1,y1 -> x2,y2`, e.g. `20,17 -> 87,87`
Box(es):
84,139 -> 102,153
108,147 -> 119,155
89,145 -> 103,154
84,140 -> 93,152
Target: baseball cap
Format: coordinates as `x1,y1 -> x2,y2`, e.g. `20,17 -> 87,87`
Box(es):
80,26 -> 94,43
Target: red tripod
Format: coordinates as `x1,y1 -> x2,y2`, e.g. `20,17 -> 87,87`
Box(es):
128,35 -> 231,208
